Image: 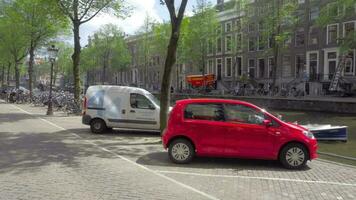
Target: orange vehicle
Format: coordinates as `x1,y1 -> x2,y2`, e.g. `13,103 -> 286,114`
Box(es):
186,74 -> 216,89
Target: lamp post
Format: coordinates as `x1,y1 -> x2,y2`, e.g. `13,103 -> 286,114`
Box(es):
46,45 -> 59,116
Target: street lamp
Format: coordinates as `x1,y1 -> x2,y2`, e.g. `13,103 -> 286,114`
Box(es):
46,45 -> 59,115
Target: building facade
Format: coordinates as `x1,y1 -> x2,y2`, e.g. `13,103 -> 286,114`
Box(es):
96,0 -> 356,95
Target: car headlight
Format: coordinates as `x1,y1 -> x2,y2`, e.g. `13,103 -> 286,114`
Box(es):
303,130 -> 315,139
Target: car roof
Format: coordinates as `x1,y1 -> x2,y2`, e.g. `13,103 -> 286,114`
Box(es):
176,98 -> 261,109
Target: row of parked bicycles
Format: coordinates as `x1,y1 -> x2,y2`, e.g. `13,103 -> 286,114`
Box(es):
1,87 -> 82,114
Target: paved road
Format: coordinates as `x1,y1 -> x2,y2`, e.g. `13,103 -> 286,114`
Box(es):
1,102 -> 356,200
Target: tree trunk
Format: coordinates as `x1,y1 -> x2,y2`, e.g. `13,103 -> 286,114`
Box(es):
28,45 -> 35,98
271,44 -> 279,92
1,64 -> 4,87
14,61 -> 20,89
160,26 -> 179,133
7,62 -> 11,86
72,21 -> 81,103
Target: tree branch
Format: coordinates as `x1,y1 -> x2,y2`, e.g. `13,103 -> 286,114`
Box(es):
80,1 -> 111,24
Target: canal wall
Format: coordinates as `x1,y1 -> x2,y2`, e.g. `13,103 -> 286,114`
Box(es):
157,93 -> 356,114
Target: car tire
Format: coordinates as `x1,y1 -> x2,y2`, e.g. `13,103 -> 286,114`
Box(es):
90,119 -> 107,134
279,143 -> 309,169
168,138 -> 195,164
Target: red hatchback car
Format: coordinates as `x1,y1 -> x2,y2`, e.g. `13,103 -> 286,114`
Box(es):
162,99 -> 318,169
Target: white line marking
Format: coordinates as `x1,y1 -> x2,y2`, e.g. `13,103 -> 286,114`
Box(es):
10,105 -> 219,200
155,170 -> 356,187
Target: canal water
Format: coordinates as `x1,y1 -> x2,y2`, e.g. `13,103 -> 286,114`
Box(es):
271,109 -> 356,159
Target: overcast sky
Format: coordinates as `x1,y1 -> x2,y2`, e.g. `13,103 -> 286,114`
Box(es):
78,0 -> 216,45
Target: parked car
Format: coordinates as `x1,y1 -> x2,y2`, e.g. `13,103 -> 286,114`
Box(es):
82,85 -> 161,133
162,99 -> 318,169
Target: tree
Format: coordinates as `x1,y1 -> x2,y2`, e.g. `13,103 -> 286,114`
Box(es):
11,0 -> 68,97
159,0 -> 188,132
0,4 -> 28,89
136,14 -> 157,89
238,0 -> 298,90
184,0 -> 220,84
57,0 -> 130,103
81,24 -> 131,85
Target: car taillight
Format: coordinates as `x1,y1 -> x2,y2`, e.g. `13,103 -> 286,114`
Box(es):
82,96 -> 87,115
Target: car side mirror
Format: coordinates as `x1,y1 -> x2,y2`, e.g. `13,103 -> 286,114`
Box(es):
263,119 -> 272,127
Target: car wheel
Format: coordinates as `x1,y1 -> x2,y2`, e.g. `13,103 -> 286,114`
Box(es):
168,139 -> 195,164
279,143 -> 308,169
90,119 -> 107,134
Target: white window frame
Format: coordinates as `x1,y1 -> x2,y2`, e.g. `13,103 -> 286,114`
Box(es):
323,48 -> 339,80
342,20 -> 356,37
344,49 -> 355,76
225,21 -> 232,32
326,23 -> 339,45
225,34 -> 232,53
225,57 -> 233,77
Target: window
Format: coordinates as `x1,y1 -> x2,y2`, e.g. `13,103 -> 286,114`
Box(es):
130,93 -> 154,109
236,57 -> 242,77
295,28 -> 305,47
217,37 -> 222,53
282,55 -> 291,77
184,103 -> 224,121
258,35 -> 265,50
295,55 -> 305,78
225,21 -> 232,32
225,57 -> 232,77
207,41 -> 213,54
236,33 -> 242,51
248,23 -> 255,32
248,59 -> 256,78
248,37 -> 256,52
343,21 -> 355,37
298,0 -> 305,4
236,19 -> 242,32
258,21 -> 264,31
295,10 -> 305,23
308,26 -> 318,45
207,59 -> 214,74
225,35 -> 232,52
327,24 -> 338,44
224,104 -> 265,125
309,7 -> 319,20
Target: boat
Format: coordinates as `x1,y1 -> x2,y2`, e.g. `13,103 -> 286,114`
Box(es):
302,124 -> 348,142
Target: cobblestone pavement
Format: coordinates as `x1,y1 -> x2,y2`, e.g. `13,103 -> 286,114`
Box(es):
1,101 -> 356,200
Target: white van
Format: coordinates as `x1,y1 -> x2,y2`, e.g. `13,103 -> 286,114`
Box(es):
82,85 -> 161,133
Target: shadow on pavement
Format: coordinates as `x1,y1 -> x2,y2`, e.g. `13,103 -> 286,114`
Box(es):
136,152 -> 311,172
0,130 -> 117,175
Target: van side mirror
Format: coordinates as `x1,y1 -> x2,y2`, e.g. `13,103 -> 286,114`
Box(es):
148,104 -> 155,110
263,119 -> 272,127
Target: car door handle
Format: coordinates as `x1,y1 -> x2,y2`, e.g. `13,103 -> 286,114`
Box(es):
130,110 -> 135,113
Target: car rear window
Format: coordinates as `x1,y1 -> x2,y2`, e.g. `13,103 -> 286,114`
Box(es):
184,103 -> 224,121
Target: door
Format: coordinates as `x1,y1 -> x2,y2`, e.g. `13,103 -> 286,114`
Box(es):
258,59 -> 265,78
223,103 -> 276,158
217,59 -> 222,80
125,93 -> 159,130
183,103 -> 227,155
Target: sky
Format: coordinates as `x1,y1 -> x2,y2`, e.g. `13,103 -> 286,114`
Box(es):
79,0 -> 215,45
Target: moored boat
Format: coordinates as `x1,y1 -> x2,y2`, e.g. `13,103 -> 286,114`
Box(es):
302,124 -> 348,142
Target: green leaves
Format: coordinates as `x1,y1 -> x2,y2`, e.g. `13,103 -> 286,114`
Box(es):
81,24 -> 131,73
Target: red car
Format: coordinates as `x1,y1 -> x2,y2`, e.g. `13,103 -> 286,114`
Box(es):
162,99 -> 318,169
